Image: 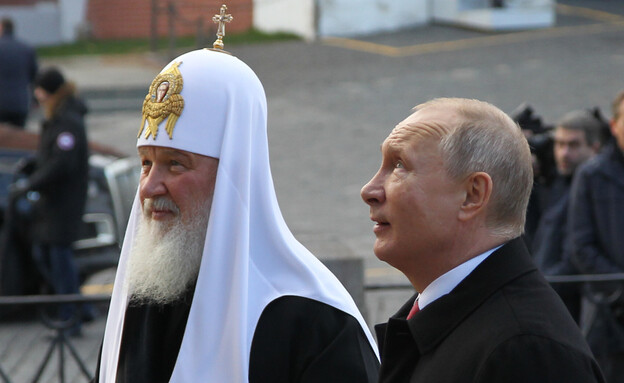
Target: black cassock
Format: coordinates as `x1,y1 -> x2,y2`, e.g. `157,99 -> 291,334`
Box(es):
96,295 -> 379,382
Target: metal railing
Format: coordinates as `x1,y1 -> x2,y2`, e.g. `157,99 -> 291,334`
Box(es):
0,294 -> 110,383
365,272 -> 624,290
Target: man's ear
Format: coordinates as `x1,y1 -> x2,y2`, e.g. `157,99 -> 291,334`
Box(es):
611,118 -> 619,138
458,172 -> 492,222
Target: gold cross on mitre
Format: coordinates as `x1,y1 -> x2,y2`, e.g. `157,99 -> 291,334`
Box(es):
212,4 -> 233,50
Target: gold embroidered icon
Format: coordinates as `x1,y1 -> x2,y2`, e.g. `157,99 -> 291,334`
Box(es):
139,62 -> 184,140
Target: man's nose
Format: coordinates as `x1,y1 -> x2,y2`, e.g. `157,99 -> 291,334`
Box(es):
140,168 -> 167,199
560,144 -> 573,158
361,173 -> 385,206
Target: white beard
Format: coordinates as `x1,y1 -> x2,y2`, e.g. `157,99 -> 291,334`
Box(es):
125,197 -> 209,305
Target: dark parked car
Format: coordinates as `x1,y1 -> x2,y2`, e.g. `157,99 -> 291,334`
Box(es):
0,124 -> 138,295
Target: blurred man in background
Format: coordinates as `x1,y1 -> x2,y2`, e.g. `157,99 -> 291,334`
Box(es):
532,109 -> 602,322
0,17 -> 38,129
569,91 -> 624,382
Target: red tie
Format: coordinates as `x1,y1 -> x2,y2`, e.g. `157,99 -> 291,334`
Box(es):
407,300 -> 420,320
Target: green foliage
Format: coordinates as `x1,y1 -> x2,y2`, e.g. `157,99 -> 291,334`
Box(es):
36,29 -> 299,57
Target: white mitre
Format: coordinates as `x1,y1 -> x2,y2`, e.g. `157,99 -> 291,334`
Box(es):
99,49 -> 378,382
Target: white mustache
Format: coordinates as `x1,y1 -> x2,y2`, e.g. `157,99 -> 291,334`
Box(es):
143,197 -> 180,216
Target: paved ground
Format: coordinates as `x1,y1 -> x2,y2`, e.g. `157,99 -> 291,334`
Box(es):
4,0 -> 624,379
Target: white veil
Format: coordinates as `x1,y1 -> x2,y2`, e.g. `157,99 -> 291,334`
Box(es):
99,49 -> 378,382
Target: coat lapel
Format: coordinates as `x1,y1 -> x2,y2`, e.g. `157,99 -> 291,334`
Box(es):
407,238 -> 537,354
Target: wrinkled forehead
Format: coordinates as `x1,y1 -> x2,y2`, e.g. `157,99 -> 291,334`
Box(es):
137,144 -> 217,162
386,106 -> 457,147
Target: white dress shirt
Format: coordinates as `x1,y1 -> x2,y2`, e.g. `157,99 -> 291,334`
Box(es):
417,245 -> 503,310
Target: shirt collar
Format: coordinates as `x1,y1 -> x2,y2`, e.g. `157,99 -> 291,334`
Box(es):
418,245 -> 503,310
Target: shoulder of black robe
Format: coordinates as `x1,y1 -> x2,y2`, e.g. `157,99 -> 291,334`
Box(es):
114,288 -> 194,383
249,295 -> 379,383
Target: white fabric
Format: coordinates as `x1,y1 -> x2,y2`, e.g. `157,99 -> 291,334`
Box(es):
418,245 -> 502,310
99,49 -> 378,383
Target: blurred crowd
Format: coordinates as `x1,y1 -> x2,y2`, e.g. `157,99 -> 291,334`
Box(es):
513,93 -> 624,381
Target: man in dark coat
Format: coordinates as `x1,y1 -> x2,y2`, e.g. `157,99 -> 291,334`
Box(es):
531,109 -> 602,321
95,23 -> 379,382
569,91 -> 624,381
361,97 -> 604,382
9,67 -> 89,333
0,17 -> 38,128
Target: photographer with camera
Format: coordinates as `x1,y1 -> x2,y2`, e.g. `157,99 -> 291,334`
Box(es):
509,103 -> 555,248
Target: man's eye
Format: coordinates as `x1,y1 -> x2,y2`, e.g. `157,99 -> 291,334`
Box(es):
395,161 -> 404,169
171,160 -> 187,169
140,160 -> 151,174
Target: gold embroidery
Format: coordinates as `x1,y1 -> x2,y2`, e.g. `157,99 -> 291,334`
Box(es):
138,62 -> 184,140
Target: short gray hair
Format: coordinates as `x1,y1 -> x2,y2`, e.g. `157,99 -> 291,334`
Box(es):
556,110 -> 602,146
414,98 -> 533,239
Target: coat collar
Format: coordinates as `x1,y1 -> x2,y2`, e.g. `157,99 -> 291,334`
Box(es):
380,238 -> 536,355
594,143 -> 624,189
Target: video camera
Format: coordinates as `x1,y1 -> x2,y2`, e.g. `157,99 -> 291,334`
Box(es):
509,102 -> 555,183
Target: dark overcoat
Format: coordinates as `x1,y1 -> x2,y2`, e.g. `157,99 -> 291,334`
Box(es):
375,238 -> 604,383
569,142 -> 624,274
0,34 -> 38,115
568,142 -> 624,356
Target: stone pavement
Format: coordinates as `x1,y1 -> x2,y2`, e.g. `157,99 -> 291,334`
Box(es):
4,0 -> 624,379
0,313 -> 105,383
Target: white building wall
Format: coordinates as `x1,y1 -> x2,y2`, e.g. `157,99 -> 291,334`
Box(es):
254,0 -> 316,41
433,0 -> 555,31
59,0 -> 89,42
0,0 -> 87,46
317,0 -> 429,37
254,0 -> 430,40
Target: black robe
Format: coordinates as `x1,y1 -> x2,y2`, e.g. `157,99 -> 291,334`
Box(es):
96,295 -> 379,382
115,289 -> 194,382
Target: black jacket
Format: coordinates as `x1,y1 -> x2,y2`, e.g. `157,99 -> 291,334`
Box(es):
569,142 -> 624,274
375,238 -> 603,383
532,175 -> 576,275
568,142 -> 624,356
0,34 -> 38,115
27,84 -> 89,244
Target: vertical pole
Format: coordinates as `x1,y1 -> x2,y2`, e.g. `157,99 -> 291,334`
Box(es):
196,17 -> 204,49
150,0 -> 158,52
168,1 -> 176,59
58,335 -> 65,383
